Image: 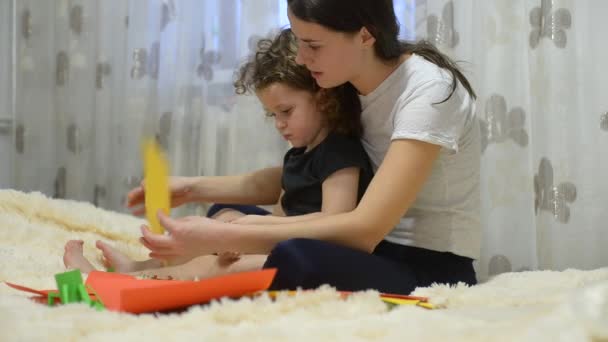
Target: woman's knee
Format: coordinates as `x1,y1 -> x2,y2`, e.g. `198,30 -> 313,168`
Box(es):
265,238 -> 318,265
263,238 -> 322,289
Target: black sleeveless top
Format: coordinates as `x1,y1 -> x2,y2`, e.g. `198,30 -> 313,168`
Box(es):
281,132 -> 373,216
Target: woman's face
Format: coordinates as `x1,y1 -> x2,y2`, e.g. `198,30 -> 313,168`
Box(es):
288,9 -> 365,89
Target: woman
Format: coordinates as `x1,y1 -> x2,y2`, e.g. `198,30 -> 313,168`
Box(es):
133,0 -> 481,294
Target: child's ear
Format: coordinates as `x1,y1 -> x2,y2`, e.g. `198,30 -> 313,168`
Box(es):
359,27 -> 376,48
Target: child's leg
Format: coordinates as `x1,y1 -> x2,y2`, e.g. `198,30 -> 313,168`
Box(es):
65,240 -> 166,273
210,208 -> 246,222
64,239 -> 268,280
66,207 -> 262,274
94,210 -> 246,273
132,253 -> 269,280
96,240 -> 162,272
206,204 -> 271,218
63,240 -> 97,273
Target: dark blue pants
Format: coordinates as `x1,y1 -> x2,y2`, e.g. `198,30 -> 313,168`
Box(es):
206,203 -> 271,217
207,204 -> 477,294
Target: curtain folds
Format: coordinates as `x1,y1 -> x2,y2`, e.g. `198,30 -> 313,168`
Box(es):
1,0 -> 606,278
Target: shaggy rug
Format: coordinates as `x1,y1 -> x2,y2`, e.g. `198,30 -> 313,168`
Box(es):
1,189 -> 607,342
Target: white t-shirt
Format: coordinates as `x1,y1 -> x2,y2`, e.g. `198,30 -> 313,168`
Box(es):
359,54 -> 481,259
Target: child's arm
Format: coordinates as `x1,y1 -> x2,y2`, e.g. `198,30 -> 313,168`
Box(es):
127,167 -> 283,215
191,167 -> 283,205
232,167 -> 360,225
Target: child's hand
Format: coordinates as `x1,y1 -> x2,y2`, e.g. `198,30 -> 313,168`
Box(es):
126,177 -> 197,215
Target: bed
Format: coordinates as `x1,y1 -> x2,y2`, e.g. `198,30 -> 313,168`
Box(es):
1,189 -> 607,341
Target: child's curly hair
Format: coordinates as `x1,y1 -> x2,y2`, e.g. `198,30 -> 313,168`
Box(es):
234,28 -> 363,137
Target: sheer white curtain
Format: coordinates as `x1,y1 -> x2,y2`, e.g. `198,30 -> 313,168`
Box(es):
2,0 -> 287,215
415,0 -> 608,279
0,1 -> 13,188
2,0 -> 606,277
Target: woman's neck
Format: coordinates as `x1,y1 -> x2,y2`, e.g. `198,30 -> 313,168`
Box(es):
350,54 -> 410,96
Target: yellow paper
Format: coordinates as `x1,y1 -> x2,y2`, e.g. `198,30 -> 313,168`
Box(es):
380,297 -> 421,305
143,139 -> 170,234
416,302 -> 435,309
380,297 -> 434,309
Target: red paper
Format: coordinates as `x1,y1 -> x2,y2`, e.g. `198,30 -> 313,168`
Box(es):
5,282 -> 57,296
4,282 -> 100,302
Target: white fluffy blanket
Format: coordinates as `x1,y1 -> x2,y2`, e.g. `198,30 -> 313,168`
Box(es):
1,190 -> 607,341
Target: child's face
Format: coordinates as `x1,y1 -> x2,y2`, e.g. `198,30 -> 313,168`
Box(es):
288,9 -> 366,89
257,83 -> 328,150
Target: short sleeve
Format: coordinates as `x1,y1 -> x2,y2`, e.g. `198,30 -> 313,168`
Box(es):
313,134 -> 371,183
391,79 -> 473,152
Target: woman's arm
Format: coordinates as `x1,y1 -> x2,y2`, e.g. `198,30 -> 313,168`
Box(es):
230,140 -> 441,252
141,140 -> 440,259
232,212 -> 325,225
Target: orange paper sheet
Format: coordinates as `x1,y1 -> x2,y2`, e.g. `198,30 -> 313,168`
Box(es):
88,268 -> 276,313
6,268 -> 276,314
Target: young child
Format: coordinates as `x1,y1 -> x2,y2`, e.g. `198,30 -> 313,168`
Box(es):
63,28 -> 373,279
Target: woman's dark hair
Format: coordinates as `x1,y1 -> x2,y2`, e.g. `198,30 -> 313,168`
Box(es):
287,0 -> 476,102
235,28 -> 363,137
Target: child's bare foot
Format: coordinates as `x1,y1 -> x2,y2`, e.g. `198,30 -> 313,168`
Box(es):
95,240 -> 140,273
63,240 -> 96,273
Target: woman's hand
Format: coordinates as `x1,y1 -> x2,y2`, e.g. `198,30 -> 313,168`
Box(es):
126,177 -> 198,215
139,211 -> 225,260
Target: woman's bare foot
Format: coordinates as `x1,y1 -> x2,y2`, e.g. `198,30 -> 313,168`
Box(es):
63,240 -> 96,273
